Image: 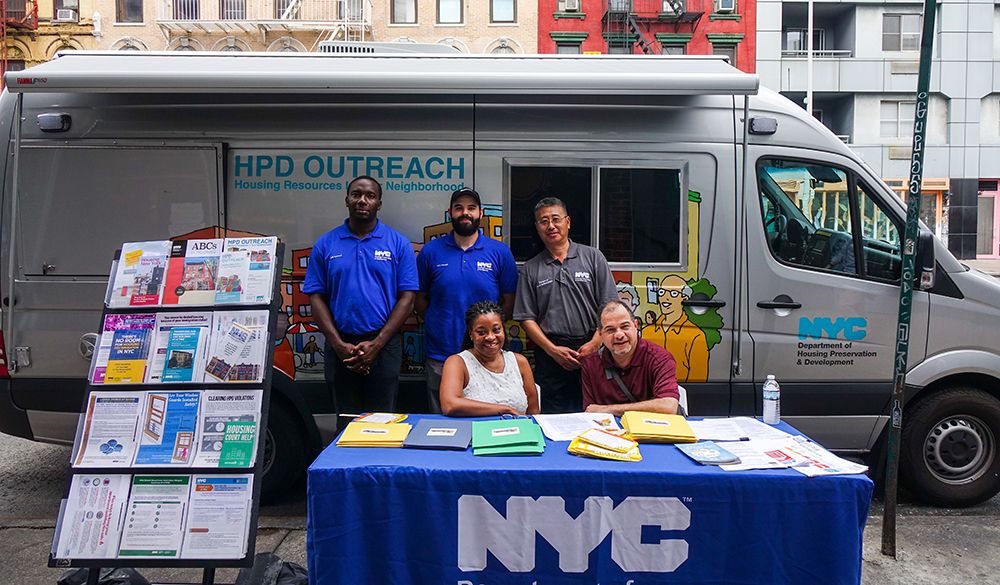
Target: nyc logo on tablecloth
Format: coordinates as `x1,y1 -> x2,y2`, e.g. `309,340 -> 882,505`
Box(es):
457,495 -> 690,574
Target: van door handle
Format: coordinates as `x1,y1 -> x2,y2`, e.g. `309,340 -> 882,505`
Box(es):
756,295 -> 802,310
682,299 -> 727,308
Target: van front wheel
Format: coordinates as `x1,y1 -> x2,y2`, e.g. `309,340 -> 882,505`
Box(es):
900,387 -> 1000,507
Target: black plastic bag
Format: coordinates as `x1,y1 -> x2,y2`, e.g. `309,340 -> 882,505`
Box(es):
57,568 -> 151,585
236,553 -> 307,585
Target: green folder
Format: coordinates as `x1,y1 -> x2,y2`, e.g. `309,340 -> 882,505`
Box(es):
472,419 -> 545,456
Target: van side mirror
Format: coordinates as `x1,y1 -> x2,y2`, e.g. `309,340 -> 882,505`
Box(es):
917,230 -> 936,290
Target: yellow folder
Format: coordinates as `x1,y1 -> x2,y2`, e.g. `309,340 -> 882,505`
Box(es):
620,412 -> 697,443
336,422 -> 412,448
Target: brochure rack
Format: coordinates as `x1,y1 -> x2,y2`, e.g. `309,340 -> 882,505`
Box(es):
49,243 -> 285,585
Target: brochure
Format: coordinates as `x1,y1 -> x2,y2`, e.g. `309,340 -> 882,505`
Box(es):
107,241 -> 171,308
118,475 -> 191,559
222,237 -> 278,304
133,392 -> 201,467
91,314 -> 157,385
192,389 -> 262,468
676,441 -> 741,465
568,437 -> 642,462
161,239 -> 224,306
53,474 -> 130,559
180,475 -> 253,559
214,247 -> 249,304
145,312 -> 214,384
204,311 -> 269,383
72,392 -> 144,468
532,412 -> 622,442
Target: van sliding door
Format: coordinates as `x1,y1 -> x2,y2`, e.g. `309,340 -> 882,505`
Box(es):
10,145 -> 222,386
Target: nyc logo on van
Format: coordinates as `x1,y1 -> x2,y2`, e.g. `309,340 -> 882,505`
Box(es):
798,317 -> 867,341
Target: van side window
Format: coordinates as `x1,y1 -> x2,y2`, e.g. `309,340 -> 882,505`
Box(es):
509,166 -> 592,262
858,182 -> 902,281
598,168 -> 682,264
756,159 -> 902,283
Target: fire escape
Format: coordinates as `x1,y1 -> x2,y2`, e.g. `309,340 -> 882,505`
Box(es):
1,0 -> 37,85
603,0 -> 703,55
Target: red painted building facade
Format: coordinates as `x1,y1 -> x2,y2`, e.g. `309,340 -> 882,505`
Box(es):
538,0 -> 756,74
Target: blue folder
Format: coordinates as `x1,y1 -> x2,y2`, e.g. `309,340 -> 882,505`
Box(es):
402,418 -> 472,451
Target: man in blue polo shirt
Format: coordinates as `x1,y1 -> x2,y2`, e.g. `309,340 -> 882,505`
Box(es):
416,187 -> 518,413
305,176 -> 418,420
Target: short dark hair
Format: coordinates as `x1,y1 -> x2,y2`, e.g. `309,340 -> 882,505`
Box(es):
600,300 -> 635,323
534,197 -> 568,220
347,175 -> 383,199
460,301 -> 509,352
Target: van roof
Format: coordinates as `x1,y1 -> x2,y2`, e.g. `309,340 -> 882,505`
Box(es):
4,51 -> 759,96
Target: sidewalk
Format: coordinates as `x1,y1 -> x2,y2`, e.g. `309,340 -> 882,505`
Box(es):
963,258 -> 1000,277
5,511 -> 1000,584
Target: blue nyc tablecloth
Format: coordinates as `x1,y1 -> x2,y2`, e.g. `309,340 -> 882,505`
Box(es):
307,415 -> 873,585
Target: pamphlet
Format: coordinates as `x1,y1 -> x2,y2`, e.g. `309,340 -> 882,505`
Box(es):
145,312 -> 214,384
53,474 -> 130,559
91,314 -> 157,384
192,389 -> 262,467
214,248 -> 249,304
118,475 -> 191,558
161,239 -> 224,306
133,392 -> 201,467
676,441 -> 741,465
221,237 -> 278,305
72,392 -> 144,468
533,412 -> 622,442
107,241 -> 171,308
204,311 -> 269,383
180,475 -> 253,559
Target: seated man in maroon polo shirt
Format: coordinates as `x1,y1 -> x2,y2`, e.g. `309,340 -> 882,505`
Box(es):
581,300 -> 680,416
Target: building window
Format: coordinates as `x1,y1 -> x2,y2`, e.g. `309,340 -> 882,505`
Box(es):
557,43 -> 582,54
5,60 -> 24,72
491,0 -> 515,22
54,0 -> 78,19
607,45 -> 632,54
662,44 -> 686,55
438,0 -> 462,23
712,44 -> 737,67
880,100 -> 915,138
116,0 -> 142,22
220,0 -> 245,19
173,0 -> 199,19
276,0 -> 301,18
298,256 -> 308,269
392,0 -> 416,23
783,29 -> 825,55
285,283 -> 293,294
298,304 -> 312,317
883,14 -> 921,52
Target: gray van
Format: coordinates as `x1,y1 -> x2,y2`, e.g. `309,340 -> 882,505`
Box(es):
1,51 -> 997,507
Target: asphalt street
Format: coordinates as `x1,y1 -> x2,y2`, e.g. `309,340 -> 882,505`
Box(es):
1,430 -> 998,584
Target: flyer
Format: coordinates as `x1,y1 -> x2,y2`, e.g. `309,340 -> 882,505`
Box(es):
133,392 -> 201,467
214,248 -> 249,305
180,474 -> 253,559
53,474 -> 130,559
90,314 -> 157,385
72,392 -> 144,468
222,237 -> 278,304
204,311 -> 268,383
106,241 -> 171,308
192,389 -> 262,468
145,312 -> 214,384
118,475 -> 191,558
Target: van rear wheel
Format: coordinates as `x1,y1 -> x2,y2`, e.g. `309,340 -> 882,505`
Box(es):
900,387 -> 1000,507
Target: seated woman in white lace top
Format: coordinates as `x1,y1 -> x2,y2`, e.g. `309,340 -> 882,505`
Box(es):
440,301 -> 540,417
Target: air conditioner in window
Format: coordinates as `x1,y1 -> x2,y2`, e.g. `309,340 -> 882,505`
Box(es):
715,0 -> 735,13
564,0 -> 580,12
55,8 -> 78,21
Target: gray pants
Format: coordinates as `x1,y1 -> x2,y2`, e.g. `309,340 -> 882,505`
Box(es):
425,357 -> 445,414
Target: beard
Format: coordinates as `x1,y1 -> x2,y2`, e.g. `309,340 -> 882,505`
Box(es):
452,215 -> 481,237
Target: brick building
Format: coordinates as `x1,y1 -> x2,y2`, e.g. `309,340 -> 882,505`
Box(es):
538,0 -> 755,72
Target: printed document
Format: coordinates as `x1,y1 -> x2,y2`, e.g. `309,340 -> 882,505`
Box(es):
180,474 -> 253,559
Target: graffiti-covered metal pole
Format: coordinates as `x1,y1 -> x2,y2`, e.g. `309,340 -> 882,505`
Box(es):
882,0 -> 937,558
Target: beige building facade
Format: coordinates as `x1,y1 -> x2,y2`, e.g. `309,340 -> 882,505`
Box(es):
5,1 -> 98,74
86,0 -> 535,53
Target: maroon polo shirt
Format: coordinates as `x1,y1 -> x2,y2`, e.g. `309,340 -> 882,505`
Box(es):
581,338 -> 679,408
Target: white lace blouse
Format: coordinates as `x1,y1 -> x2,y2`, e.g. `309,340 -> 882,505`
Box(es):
458,350 -> 528,413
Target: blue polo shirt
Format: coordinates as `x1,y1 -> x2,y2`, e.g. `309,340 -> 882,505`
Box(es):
303,219 -> 418,336
417,231 -> 518,361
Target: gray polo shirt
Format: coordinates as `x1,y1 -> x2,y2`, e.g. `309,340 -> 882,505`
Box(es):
513,241 -> 619,339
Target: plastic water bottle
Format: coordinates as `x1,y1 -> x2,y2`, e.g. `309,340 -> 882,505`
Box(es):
763,374 -> 781,425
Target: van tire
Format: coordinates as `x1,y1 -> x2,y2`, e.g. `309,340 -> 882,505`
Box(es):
900,387 -> 1000,507
260,398 -> 308,504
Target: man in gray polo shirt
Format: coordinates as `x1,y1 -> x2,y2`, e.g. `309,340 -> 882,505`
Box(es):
514,197 -> 618,413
